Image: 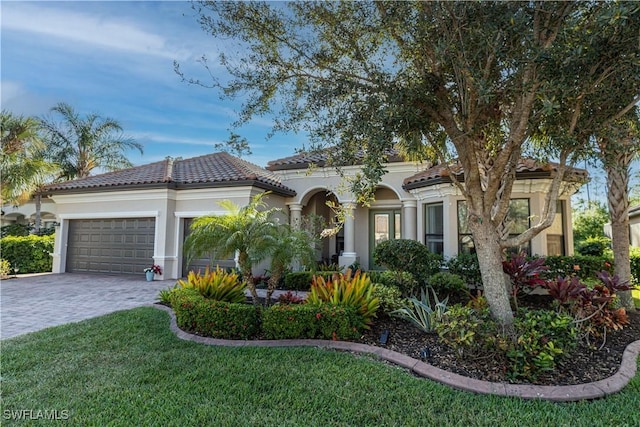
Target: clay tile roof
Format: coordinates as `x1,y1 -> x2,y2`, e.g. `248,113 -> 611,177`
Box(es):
267,148 -> 405,171
44,152 -> 296,196
403,159 -> 588,190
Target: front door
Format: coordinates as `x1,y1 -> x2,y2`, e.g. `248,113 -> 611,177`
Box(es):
369,210 -> 401,269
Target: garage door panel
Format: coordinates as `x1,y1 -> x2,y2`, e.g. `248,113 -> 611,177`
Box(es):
182,218 -> 235,277
67,218 -> 155,274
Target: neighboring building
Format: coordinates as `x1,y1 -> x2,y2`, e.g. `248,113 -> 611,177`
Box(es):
604,205 -> 640,247
1,198 -> 58,229
632,205 -> 640,247
38,151 -> 586,279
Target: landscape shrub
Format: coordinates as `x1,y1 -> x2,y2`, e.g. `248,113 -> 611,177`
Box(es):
170,288 -> 259,339
277,291 -> 305,305
392,287 -> 449,333
282,271 -> 339,291
1,224 -> 31,237
371,284 -> 406,316
0,235 -> 54,273
435,305 -> 577,381
445,253 -> 482,288
502,252 -> 548,308
426,272 -> 467,299
261,304 -> 361,340
542,255 -> 613,281
575,236 -> 611,257
630,247 -> 640,285
369,270 -> 418,297
542,272 -> 631,344
507,309 -> 577,381
176,266 -> 246,303
435,305 -> 499,357
307,269 -> 379,328
372,239 -> 442,285
0,259 -> 11,279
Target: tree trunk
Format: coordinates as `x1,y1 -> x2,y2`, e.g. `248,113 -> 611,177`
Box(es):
34,192 -> 42,234
470,218 -> 515,330
238,251 -> 260,304
606,163 -> 634,310
266,264 -> 284,304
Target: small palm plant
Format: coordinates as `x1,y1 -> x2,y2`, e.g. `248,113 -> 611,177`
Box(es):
266,223 -> 317,302
184,192 -> 281,303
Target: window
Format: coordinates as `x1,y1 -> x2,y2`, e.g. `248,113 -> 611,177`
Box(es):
458,199 -> 531,255
424,203 -> 444,255
369,210 -> 401,269
546,201 -> 565,256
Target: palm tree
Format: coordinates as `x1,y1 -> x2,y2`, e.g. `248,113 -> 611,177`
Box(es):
1,111 -> 58,232
596,115 -> 639,310
184,192 -> 282,302
266,224 -> 318,302
40,103 -> 142,180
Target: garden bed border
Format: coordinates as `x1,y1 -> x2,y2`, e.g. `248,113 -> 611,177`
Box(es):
154,304 -> 639,402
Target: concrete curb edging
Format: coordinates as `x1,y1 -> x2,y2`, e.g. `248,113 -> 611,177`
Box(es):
153,304 -> 639,402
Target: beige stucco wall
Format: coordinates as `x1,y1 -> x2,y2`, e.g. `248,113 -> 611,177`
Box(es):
274,162 -> 424,270
630,210 -> 640,247
51,187 -> 287,279
1,198 -> 58,228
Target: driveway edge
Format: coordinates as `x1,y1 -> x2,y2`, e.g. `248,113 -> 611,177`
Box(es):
154,304 -> 639,401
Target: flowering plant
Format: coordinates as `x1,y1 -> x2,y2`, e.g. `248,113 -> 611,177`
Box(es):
144,264 -> 162,275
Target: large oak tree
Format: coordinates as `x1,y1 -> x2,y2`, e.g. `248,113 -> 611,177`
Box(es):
178,1 -> 640,326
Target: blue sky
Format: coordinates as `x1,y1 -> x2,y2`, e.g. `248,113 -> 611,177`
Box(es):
1,0 -> 305,167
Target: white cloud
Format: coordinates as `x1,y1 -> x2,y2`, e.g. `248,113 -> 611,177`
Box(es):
2,3 -> 191,61
0,81 -> 56,116
130,131 -> 223,147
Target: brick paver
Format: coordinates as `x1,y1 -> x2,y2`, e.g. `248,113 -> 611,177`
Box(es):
1,273 -> 175,339
0,273 -> 302,339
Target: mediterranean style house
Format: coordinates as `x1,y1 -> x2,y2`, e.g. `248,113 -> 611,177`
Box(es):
5,151 -> 586,280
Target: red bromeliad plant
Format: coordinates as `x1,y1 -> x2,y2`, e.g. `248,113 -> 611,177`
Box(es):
543,271 -> 631,346
502,252 -> 548,309
543,276 -> 586,306
277,291 -> 304,305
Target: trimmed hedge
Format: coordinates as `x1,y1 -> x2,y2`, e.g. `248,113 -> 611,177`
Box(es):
631,247 -> 640,285
373,239 -> 442,284
170,288 -> 259,339
0,235 -> 54,273
282,271 -> 340,291
541,255 -> 613,281
262,303 -> 361,340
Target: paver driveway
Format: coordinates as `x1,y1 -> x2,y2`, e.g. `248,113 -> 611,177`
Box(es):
1,273 -> 175,339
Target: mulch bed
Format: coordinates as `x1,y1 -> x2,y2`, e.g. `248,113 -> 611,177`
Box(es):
358,302 -> 640,386
172,294 -> 640,386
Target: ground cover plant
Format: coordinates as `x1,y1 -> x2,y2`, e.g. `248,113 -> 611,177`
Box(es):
2,308 -> 639,426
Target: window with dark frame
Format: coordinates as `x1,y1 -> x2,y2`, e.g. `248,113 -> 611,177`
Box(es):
424,203 -> 444,255
457,199 -> 532,255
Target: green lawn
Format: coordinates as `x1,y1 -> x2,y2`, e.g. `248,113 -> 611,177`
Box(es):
2,308 -> 639,427
633,288 -> 640,308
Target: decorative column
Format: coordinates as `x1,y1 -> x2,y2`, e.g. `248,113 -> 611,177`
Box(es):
402,200 -> 418,241
288,203 -> 303,230
339,202 -> 358,268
